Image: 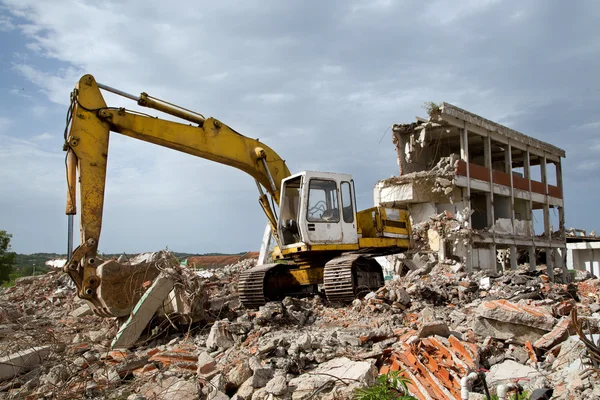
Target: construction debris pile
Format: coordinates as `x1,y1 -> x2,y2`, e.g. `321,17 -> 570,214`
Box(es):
1,253 -> 599,400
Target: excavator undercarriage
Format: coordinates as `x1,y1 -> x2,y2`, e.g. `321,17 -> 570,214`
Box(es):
238,254 -> 384,308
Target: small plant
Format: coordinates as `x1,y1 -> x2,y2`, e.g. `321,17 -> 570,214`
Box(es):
489,390 -> 530,400
422,101 -> 441,117
354,371 -> 418,400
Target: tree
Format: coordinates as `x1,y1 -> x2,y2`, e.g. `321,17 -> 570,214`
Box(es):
0,230 -> 17,284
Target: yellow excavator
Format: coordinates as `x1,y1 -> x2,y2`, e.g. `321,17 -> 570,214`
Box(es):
63,74 -> 412,318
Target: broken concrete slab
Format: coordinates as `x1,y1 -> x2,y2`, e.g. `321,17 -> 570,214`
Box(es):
141,376 -> 198,399
207,320 -> 235,351
251,366 -> 274,388
417,321 -> 451,338
0,346 -> 52,382
111,274 -> 175,349
486,359 -> 542,389
265,375 -> 288,396
288,357 -> 377,400
226,359 -> 252,389
533,317 -> 572,350
197,351 -> 216,375
70,303 -> 93,318
473,299 -> 556,344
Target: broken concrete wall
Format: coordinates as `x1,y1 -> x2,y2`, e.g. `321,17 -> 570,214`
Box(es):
471,246 -> 496,270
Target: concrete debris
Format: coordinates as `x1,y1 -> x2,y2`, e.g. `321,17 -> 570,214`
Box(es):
485,359 -> 543,390
207,320 -> 235,351
474,299 -> 556,344
288,357 -> 377,400
0,346 -> 52,382
1,252 -> 599,399
111,274 -> 176,349
70,303 -> 93,318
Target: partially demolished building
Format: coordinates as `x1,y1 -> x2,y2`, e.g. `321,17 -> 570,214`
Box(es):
376,102 -> 566,277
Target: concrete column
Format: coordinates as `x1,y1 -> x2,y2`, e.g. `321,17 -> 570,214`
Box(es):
525,148 -> 534,233
555,247 -> 567,282
546,248 -> 555,281
529,246 -> 536,271
566,246 -> 574,270
556,158 -> 566,235
490,244 -> 498,273
257,223 -> 273,266
466,243 -> 473,273
438,238 -> 446,262
506,140 -> 515,237
541,155 -> 551,240
396,133 -> 407,175
510,245 -> 518,270
484,135 -> 494,228
486,135 -> 496,238
462,125 -> 472,227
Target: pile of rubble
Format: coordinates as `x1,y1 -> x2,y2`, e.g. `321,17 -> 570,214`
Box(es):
1,252 -> 599,399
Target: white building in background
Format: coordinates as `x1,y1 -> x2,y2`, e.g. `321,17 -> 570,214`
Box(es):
45,259 -> 67,269
566,230 -> 600,277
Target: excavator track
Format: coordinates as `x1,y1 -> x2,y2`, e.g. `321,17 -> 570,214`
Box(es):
324,254 -> 384,304
238,264 -> 274,308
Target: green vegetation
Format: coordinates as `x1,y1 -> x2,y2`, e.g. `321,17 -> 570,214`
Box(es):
354,371 -> 417,400
490,391 -> 530,400
422,101 -> 441,117
0,230 -> 17,286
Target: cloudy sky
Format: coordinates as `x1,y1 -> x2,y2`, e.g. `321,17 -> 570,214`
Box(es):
1,0 -> 598,255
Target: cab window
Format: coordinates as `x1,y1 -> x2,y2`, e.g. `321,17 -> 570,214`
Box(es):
307,179 -> 339,222
341,181 -> 354,223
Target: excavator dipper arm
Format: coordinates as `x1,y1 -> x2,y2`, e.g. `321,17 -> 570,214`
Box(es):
64,74 -> 290,317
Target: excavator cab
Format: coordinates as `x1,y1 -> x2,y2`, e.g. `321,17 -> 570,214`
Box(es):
278,171 -> 358,248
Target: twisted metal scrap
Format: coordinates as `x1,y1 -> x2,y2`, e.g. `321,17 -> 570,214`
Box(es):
570,308 -> 600,368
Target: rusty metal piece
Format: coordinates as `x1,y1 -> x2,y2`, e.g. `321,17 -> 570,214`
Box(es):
571,308 -> 600,367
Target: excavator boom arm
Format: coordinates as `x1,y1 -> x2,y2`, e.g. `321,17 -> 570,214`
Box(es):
64,74 -> 289,311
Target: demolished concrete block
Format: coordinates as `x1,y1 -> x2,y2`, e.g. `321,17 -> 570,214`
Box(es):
265,375 -> 288,396
485,359 -> 542,389
251,366 -> 274,388
93,366 -> 121,385
417,321 -> 451,338
533,317 -> 572,350
227,359 -> 253,389
111,274 -> 175,349
0,346 -> 52,382
550,334 -> 600,387
197,351 -> 216,375
288,357 -> 377,400
70,303 -> 93,318
236,377 -> 255,399
42,364 -> 70,385
158,377 -> 198,399
473,299 -> 556,344
207,320 -> 235,351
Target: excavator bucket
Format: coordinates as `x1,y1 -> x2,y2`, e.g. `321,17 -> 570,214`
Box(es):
93,259 -> 162,318
70,252 -> 180,318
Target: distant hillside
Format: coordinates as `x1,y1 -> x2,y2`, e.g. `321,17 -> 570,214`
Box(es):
186,251 -> 259,270
14,251 -> 256,270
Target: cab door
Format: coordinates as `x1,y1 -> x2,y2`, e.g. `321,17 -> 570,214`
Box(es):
339,180 -> 358,244
304,178 -> 343,243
